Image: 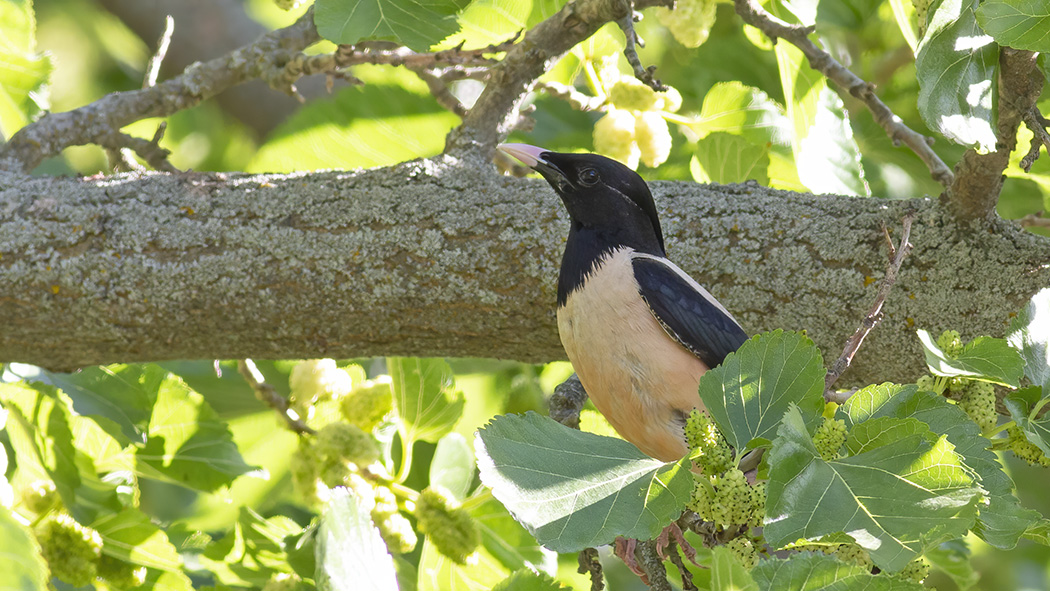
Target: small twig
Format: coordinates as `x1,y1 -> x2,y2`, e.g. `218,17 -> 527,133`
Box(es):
534,80 -> 605,111
100,123 -> 178,173
663,537 -> 697,591
1020,212 -> 1050,229
616,3 -> 666,91
825,214 -> 915,394
409,67 -> 468,117
237,359 -> 316,435
550,374 -> 588,429
732,0 -> 953,188
635,540 -> 672,591
143,15 -> 175,89
1021,111 -> 1050,172
577,548 -> 605,591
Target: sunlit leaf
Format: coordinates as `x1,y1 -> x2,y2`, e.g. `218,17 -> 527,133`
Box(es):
916,329 -> 1025,387
91,508 -> 182,571
916,0 -> 998,151
389,357 -> 465,444
1008,288 -> 1050,392
43,364 -> 166,444
685,81 -> 791,145
0,0 -> 50,138
690,133 -> 770,185
709,546 -> 758,591
976,0 -> 1050,52
698,330 -> 826,451
430,432 -> 476,502
766,406 -> 982,572
0,506 -> 47,591
317,488 -> 399,591
440,0 -> 531,49
752,552 -> 924,590
314,0 -> 472,51
466,492 -> 555,575
491,570 -> 568,591
475,412 -> 692,552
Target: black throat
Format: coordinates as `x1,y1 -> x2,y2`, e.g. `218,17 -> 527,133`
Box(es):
556,222 -> 665,307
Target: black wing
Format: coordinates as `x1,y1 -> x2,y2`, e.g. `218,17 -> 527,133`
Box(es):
632,255 -> 748,368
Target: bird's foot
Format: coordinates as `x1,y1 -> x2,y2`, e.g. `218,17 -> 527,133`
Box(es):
655,522 -> 700,566
613,536 -> 649,583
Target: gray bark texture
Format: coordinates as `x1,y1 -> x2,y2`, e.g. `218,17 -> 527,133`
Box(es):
2,157 -> 1048,384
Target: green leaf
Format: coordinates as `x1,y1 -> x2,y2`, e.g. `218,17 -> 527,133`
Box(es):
91,508 -> 183,571
317,488 -> 399,591
843,416 -> 929,456
1008,288 -> 1050,392
916,329 -> 1025,387
765,406 -> 982,572
752,552 -> 925,590
44,364 -> 166,443
1004,387 -> 1050,455
0,505 -> 48,591
775,44 -> 870,196
698,330 -> 826,451
684,81 -> 791,146
0,0 -> 50,138
915,0 -> 998,151
430,432 -> 476,502
925,541 -> 979,591
976,0 -> 1050,52
136,372 -> 256,492
474,412 -> 692,552
389,357 -> 465,444
248,83 -> 459,173
839,384 -> 1037,549
440,0 -> 531,49
466,492 -> 555,575
690,133 -> 770,185
709,546 -> 758,591
314,0 -> 472,51
492,570 -> 569,591
418,537 -> 510,591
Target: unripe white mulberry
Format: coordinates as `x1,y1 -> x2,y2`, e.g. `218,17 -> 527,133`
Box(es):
593,109 -> 640,169
97,554 -> 147,589
20,479 -> 58,514
653,0 -> 718,48
684,410 -> 733,475
35,513 -> 103,587
608,78 -> 660,112
655,86 -> 683,113
290,359 -> 355,403
936,330 -> 963,358
635,111 -> 672,168
813,417 -> 847,461
340,377 -> 394,432
415,487 -> 480,564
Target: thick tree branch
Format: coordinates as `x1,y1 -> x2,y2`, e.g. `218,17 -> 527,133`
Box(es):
948,49 -> 1043,221
1,163 -> 1046,384
732,0 -> 954,188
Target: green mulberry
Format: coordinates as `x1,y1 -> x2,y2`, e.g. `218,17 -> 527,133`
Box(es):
594,109 -> 640,169
813,417 -> 847,461
1007,426 -> 1050,467
689,469 -> 763,528
290,359 -> 355,403
653,0 -> 718,48
957,381 -> 997,433
726,537 -> 757,569
684,409 -> 734,475
97,554 -> 147,589
340,377 -> 394,432
415,487 -> 480,564
35,513 -> 103,587
936,330 -> 962,357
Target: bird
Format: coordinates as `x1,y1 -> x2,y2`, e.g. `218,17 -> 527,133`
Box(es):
498,143 -> 748,462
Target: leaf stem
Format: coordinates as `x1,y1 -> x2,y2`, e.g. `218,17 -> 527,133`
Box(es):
985,420 -> 1015,440
394,430 -> 414,484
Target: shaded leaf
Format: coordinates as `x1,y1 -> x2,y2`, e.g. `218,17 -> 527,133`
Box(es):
1008,288 -> 1050,392
765,407 -> 982,572
136,372 -> 256,492
389,357 -> 465,444
475,412 -> 692,552
976,0 -> 1050,52
698,330 -> 826,451
1003,387 -> 1050,456
690,133 -> 770,185
316,489 -> 400,591
314,0 -> 472,51
466,492 -> 556,575
915,0 -> 998,150
492,570 -> 568,591
752,552 -> 924,590
43,364 -> 166,444
925,540 -> 979,590
916,329 -> 1025,387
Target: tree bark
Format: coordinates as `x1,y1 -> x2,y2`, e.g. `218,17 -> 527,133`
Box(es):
2,160 -> 1047,384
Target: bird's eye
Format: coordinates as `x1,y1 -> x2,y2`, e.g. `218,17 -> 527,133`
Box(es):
578,168 -> 599,186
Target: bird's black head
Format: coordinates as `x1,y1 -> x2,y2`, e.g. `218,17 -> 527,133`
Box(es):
499,144 -> 666,256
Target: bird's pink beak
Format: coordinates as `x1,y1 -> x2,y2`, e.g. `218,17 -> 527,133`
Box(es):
497,143 -> 549,168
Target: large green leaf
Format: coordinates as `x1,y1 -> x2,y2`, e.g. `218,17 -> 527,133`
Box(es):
0,0 -> 50,138
709,546 -> 758,591
752,552 -> 925,590
976,0 -> 1050,52
775,44 -> 869,196
389,357 -> 465,444
1007,288 -> 1050,392
916,329 -> 1025,387
248,82 -> 459,173
698,330 -> 826,451
690,133 -> 770,185
924,541 -> 979,591
840,383 -> 1038,549
1003,387 -> 1050,456
915,0 -> 998,150
44,364 -> 166,443
136,372 -> 256,492
0,505 -> 47,591
316,488 -> 399,591
439,0 -> 531,49
91,508 -> 183,571
765,406 -> 982,572
684,81 -> 791,146
314,0 -> 472,51
474,412 -> 692,552
430,432 -> 476,502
